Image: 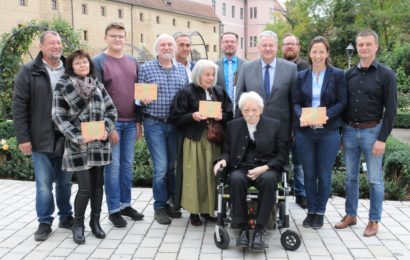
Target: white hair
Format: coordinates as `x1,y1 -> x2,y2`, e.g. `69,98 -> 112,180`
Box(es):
238,91 -> 264,111
191,59 -> 218,87
258,30 -> 278,45
153,34 -> 176,56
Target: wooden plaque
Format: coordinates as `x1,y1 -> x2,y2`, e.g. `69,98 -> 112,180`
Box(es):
81,121 -> 105,140
300,107 -> 327,125
199,101 -> 222,118
134,83 -> 158,100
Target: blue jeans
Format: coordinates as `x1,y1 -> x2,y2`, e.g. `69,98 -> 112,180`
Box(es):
32,152 -> 72,225
143,118 -> 177,209
295,128 -> 340,214
104,120 -> 136,214
291,141 -> 305,197
342,123 -> 384,222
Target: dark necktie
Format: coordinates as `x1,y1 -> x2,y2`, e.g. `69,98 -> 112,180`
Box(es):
264,64 -> 271,98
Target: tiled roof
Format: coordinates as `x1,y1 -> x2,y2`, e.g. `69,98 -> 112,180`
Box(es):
111,0 -> 220,22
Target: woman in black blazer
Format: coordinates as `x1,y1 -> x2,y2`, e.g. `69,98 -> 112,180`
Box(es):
292,36 -> 347,229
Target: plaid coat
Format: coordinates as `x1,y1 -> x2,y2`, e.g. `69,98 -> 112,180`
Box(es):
52,75 -> 117,172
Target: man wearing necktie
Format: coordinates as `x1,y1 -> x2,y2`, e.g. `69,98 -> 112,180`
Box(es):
216,32 -> 246,113
236,30 -> 298,149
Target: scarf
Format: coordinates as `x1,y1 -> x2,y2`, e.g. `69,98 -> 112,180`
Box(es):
69,76 -> 98,100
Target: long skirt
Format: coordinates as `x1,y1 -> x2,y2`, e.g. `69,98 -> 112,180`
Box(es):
181,131 -> 221,215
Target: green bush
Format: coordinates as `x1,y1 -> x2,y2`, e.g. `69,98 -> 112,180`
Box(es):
0,120 -> 15,139
132,138 -> 153,187
395,110 -> 410,128
0,137 -> 34,180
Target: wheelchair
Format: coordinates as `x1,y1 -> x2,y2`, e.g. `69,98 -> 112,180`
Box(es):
213,167 -> 301,251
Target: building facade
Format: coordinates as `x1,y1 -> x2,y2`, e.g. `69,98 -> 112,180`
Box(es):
191,0 -> 285,60
0,0 -> 221,61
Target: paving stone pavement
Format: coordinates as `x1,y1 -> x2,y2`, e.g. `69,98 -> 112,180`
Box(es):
0,179 -> 410,260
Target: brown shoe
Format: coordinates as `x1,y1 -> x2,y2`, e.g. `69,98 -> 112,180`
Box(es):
334,215 -> 357,229
363,221 -> 378,237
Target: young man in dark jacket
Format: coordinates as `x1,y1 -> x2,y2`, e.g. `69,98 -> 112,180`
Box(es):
12,31 -> 73,241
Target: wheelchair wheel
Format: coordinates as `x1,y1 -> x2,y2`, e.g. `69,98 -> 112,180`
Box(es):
214,228 -> 230,249
280,230 -> 301,251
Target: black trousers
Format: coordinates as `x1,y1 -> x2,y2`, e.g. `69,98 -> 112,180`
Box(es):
74,166 -> 104,221
229,169 -> 279,227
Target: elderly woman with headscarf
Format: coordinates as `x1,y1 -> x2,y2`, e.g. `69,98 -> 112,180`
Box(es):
170,59 -> 233,226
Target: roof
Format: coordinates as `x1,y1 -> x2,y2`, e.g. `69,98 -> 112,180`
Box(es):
273,0 -> 286,13
110,0 -> 220,22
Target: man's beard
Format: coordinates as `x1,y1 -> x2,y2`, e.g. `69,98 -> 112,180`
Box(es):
283,51 -> 297,61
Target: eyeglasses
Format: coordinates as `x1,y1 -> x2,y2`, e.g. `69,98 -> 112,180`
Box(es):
283,43 -> 298,47
107,34 -> 125,39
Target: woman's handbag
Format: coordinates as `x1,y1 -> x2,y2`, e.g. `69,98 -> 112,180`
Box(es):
207,120 -> 224,144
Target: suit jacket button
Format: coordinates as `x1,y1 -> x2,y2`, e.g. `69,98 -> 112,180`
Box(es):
237,156 -> 241,158
242,146 -> 245,149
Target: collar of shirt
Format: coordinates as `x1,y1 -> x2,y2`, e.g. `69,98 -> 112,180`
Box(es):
356,59 -> 380,71
43,59 -> 64,71
156,58 -> 176,70
246,122 -> 257,141
261,58 -> 276,70
223,56 -> 238,64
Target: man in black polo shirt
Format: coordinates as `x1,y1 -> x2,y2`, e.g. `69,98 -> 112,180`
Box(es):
335,29 -> 397,237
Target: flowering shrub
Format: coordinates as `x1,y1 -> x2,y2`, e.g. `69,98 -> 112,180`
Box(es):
0,137 -> 34,180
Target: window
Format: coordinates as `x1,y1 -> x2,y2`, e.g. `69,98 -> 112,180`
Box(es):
213,26 -> 216,33
19,0 -> 26,6
139,13 -> 144,21
83,30 -> 88,41
253,36 -> 257,47
101,6 -> 106,16
222,3 -> 226,16
81,4 -> 87,14
241,37 -> 243,49
118,9 -> 123,18
254,7 -> 257,18
205,44 -> 209,52
213,45 -> 217,52
240,8 -> 243,20
156,16 -> 160,24
187,21 -> 190,28
140,33 -> 144,43
232,6 -> 235,18
172,18 -> 176,26
250,37 -> 253,47
250,7 -> 253,19
211,0 -> 215,11
51,0 -> 57,10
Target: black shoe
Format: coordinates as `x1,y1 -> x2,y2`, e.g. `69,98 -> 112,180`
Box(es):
58,215 -> 74,229
90,214 -> 106,239
109,212 -> 127,228
121,207 -> 144,221
251,231 -> 265,251
72,224 -> 85,244
295,196 -> 307,209
34,223 -> 52,241
190,214 -> 202,226
236,229 -> 249,247
155,208 -> 172,225
200,213 -> 217,222
166,204 -> 182,218
303,214 -> 315,228
312,214 -> 324,229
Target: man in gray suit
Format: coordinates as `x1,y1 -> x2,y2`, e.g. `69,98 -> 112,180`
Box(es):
236,30 -> 297,143
216,32 -> 245,112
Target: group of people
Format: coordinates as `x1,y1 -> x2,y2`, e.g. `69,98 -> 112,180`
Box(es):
12,21 -> 396,251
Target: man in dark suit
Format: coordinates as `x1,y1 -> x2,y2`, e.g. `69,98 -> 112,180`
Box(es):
282,33 -> 309,209
236,31 -> 298,143
214,92 -> 287,251
174,32 -> 195,83
216,32 -> 245,113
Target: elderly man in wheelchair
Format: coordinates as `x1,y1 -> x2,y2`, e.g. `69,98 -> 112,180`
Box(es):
214,91 -> 287,251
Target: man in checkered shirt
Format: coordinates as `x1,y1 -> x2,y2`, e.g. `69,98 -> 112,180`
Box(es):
138,34 -> 189,225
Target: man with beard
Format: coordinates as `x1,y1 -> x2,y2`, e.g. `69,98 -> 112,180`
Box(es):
216,32 -> 245,111
138,34 -> 189,225
281,33 -> 309,209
